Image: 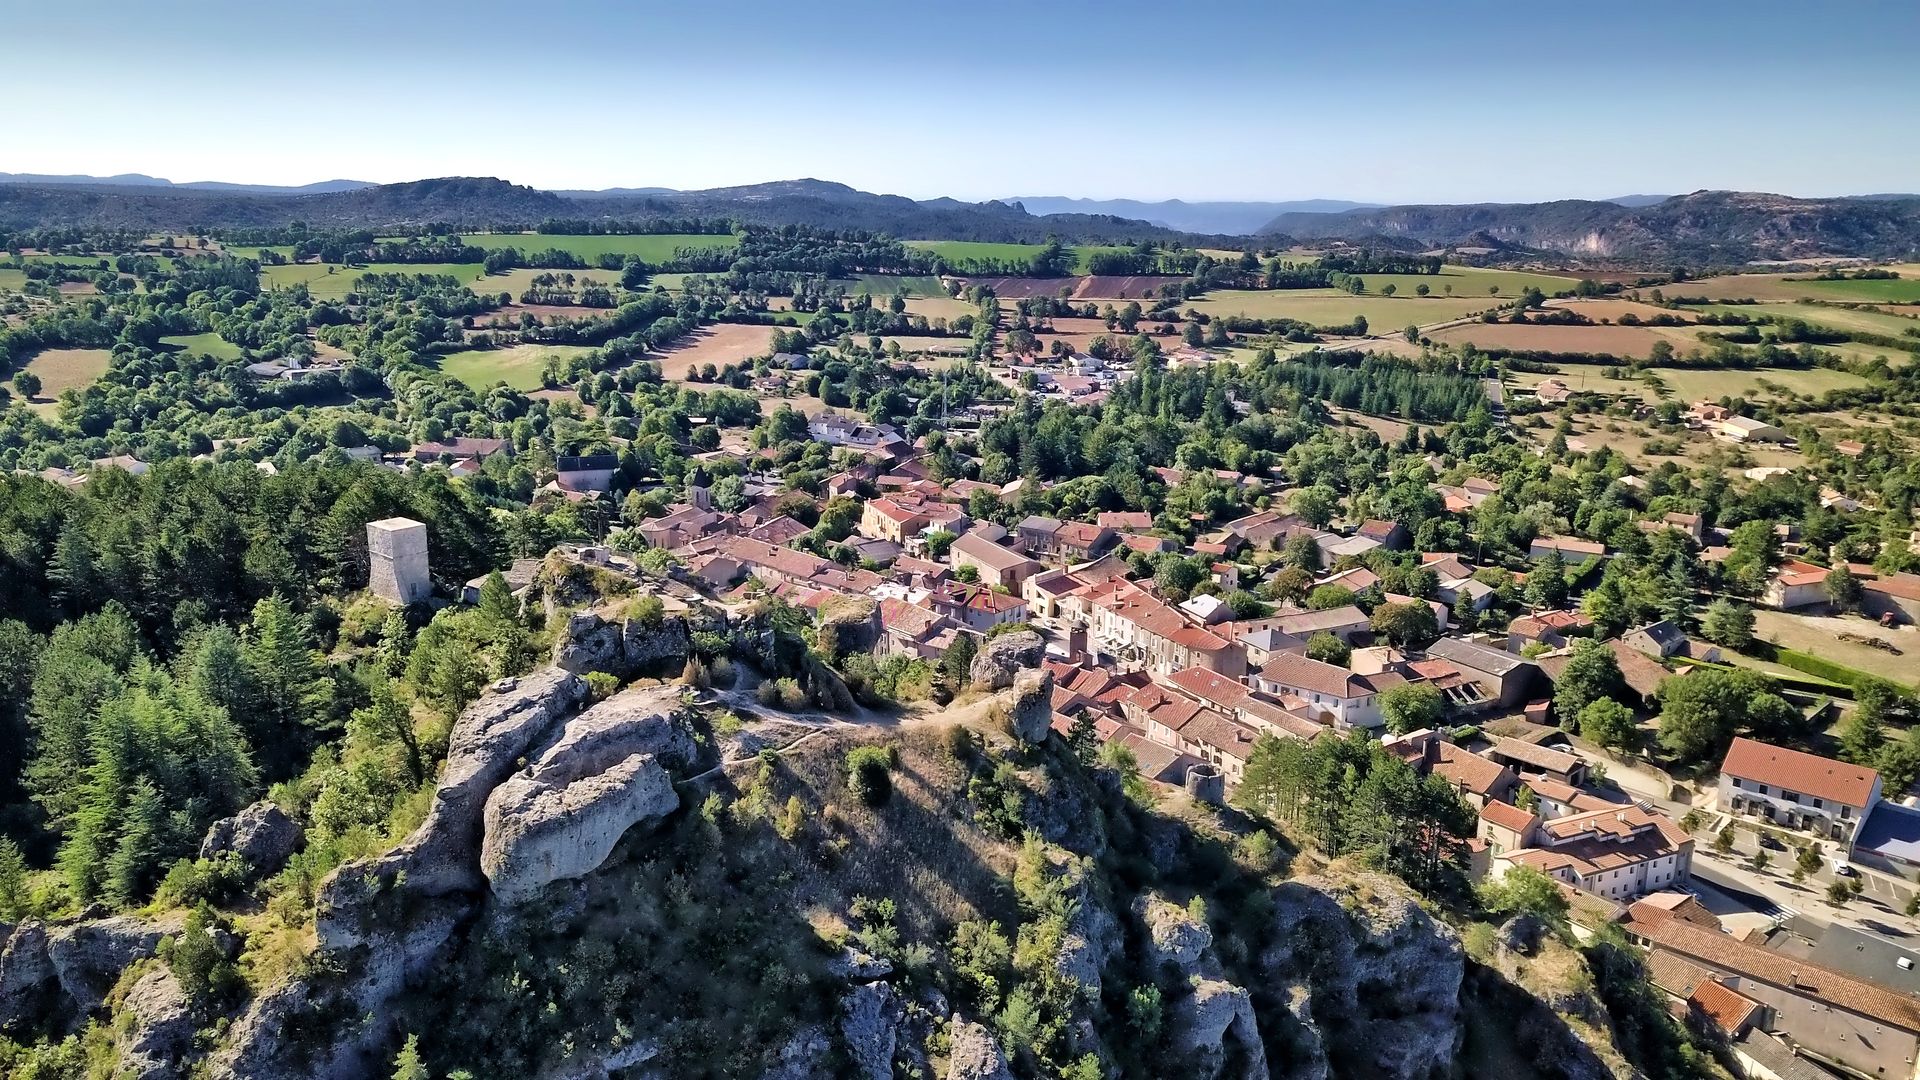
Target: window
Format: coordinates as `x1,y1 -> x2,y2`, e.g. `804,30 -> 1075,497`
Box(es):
1842,805 -> 1852,820
1784,792 -> 1799,804
1758,784 -> 1770,796
1813,798 -> 1824,810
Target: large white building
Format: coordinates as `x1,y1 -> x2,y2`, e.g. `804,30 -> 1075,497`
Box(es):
1718,737 -> 1881,851
1488,802 -> 1693,903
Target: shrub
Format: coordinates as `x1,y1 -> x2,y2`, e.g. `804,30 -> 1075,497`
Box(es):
628,594 -> 666,629
846,745 -> 895,806
584,671 -> 620,702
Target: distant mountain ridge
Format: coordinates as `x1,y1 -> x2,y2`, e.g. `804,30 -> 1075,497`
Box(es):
0,172 -> 376,196
0,176 -> 1233,247
1259,190 -> 1920,262
1005,197 -> 1383,235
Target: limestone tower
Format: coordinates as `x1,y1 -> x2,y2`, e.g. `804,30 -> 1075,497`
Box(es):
367,517 -> 431,604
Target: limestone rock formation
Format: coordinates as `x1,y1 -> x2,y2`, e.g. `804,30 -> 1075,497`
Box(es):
1171,978 -> 1270,1080
480,684 -> 691,904
199,800 -> 303,877
0,921 -> 54,1032
1137,893 -> 1213,971
115,966 -> 197,1080
814,596 -> 881,660
1263,872 -> 1464,1080
47,914 -> 179,1015
945,1019 -> 1013,1080
1005,669 -> 1054,744
825,948 -> 894,981
838,980 -> 902,1080
968,630 -> 1043,691
553,610 -> 694,678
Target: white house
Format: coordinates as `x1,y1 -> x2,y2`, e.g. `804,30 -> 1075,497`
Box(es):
1717,737 -> 1881,851
1249,651 -> 1392,729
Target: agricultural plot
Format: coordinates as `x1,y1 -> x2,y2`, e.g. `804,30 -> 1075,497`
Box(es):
435,344 -> 596,392
0,269 -> 27,290
904,241 -> 1130,274
1428,322 -> 1703,358
1751,609 -> 1920,688
160,333 -> 244,360
1798,276 -> 1920,303
1549,299 -> 1697,323
1654,273 -> 1910,303
1187,289 -> 1496,328
1507,362 -> 1866,402
457,233 -> 739,262
651,323 -> 782,381
901,295 -> 975,321
261,262 -> 490,300
16,347 -> 111,408
1348,266 -> 1581,299
466,267 -> 622,300
1694,302 -> 1920,341
842,274 -> 950,299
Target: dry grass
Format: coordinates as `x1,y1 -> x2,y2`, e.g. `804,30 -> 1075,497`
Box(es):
17,347 -> 111,409
652,323 -> 781,380
1751,609 -> 1920,687
1430,322 -> 1701,358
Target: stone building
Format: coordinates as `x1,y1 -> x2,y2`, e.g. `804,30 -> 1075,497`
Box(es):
368,517 -> 432,604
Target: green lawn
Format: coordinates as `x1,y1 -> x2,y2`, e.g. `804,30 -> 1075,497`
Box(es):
0,269 -> 26,290
160,333 -> 245,360
436,344 -> 596,391
1187,289 -> 1499,328
842,274 -> 951,298
457,233 -> 739,262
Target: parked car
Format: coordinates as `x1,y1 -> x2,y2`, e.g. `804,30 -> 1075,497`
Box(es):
1833,860 -> 1857,877
1758,834 -> 1783,850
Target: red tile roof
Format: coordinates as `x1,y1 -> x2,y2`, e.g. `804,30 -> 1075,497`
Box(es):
1258,651 -> 1375,699
1720,737 -> 1879,806
1479,799 -> 1538,834
1688,979 -> 1761,1035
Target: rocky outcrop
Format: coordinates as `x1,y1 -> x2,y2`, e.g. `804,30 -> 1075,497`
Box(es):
826,949 -> 894,981
814,597 -> 880,660
1262,872 -> 1464,1080
945,1019 -> 1013,1080
1004,668 -> 1053,744
0,921 -> 55,1032
1137,893 -> 1212,971
968,630 -> 1043,691
1171,978 -> 1269,1080
838,980 -> 902,1080
480,684 -> 691,904
200,801 -> 303,877
115,966 -> 197,1080
316,667 -> 588,949
48,914 -> 179,1015
554,610 -> 693,679
537,1040 -> 660,1080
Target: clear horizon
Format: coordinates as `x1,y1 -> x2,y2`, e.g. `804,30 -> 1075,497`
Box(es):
9,0 -> 1918,205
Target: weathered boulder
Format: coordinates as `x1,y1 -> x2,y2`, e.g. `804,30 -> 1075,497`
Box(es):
482,754 -> 677,904
1262,872 -> 1464,1080
116,966 -> 196,1080
480,684 -> 690,904
555,612 -> 625,675
555,610 -> 694,678
1499,912 -> 1545,957
826,948 -> 894,981
946,1019 -> 1013,1080
199,801 -> 303,877
1171,978 -> 1270,1080
1137,893 -> 1213,972
969,630 -> 1043,691
814,596 -> 881,660
316,667 -> 588,949
1005,669 -> 1053,744
0,921 -> 55,1032
838,980 -> 902,1080
47,914 -> 178,1015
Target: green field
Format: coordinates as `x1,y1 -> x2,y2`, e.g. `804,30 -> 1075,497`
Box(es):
904,240 -> 1130,274
468,267 -> 623,300
436,344 -> 596,391
0,269 -> 26,290
1511,361 -> 1866,402
842,274 -> 951,298
261,262 -> 489,300
160,333 -> 245,360
213,243 -> 299,260
1695,302 -> 1920,345
17,348 -> 112,407
458,233 -> 739,262
1351,265 -> 1583,299
1187,289 -> 1499,328
1797,276 -> 1920,303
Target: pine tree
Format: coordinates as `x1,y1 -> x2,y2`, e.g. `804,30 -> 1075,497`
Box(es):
1067,712 -> 1098,764
377,608 -> 412,678
244,594 -> 327,737
103,778 -> 165,908
352,682 -> 425,786
476,570 -> 517,625
0,837 -> 27,921
392,1034 -> 431,1080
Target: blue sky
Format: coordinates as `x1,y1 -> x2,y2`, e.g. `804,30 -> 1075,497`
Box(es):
9,1 -> 1917,203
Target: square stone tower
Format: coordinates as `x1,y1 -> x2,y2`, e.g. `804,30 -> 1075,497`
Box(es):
367,517 -> 431,604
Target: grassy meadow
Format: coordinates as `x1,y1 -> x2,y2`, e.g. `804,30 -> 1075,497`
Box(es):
261,262 -> 490,300
160,333 -> 245,360
436,344 -> 597,391
1188,289 -> 1498,328
904,240 -> 1131,274
458,233 -> 739,262
17,348 -> 112,407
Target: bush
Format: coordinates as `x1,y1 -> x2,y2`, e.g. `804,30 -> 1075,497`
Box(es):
845,745 -> 895,806
628,594 -> 666,629
584,671 -> 620,702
